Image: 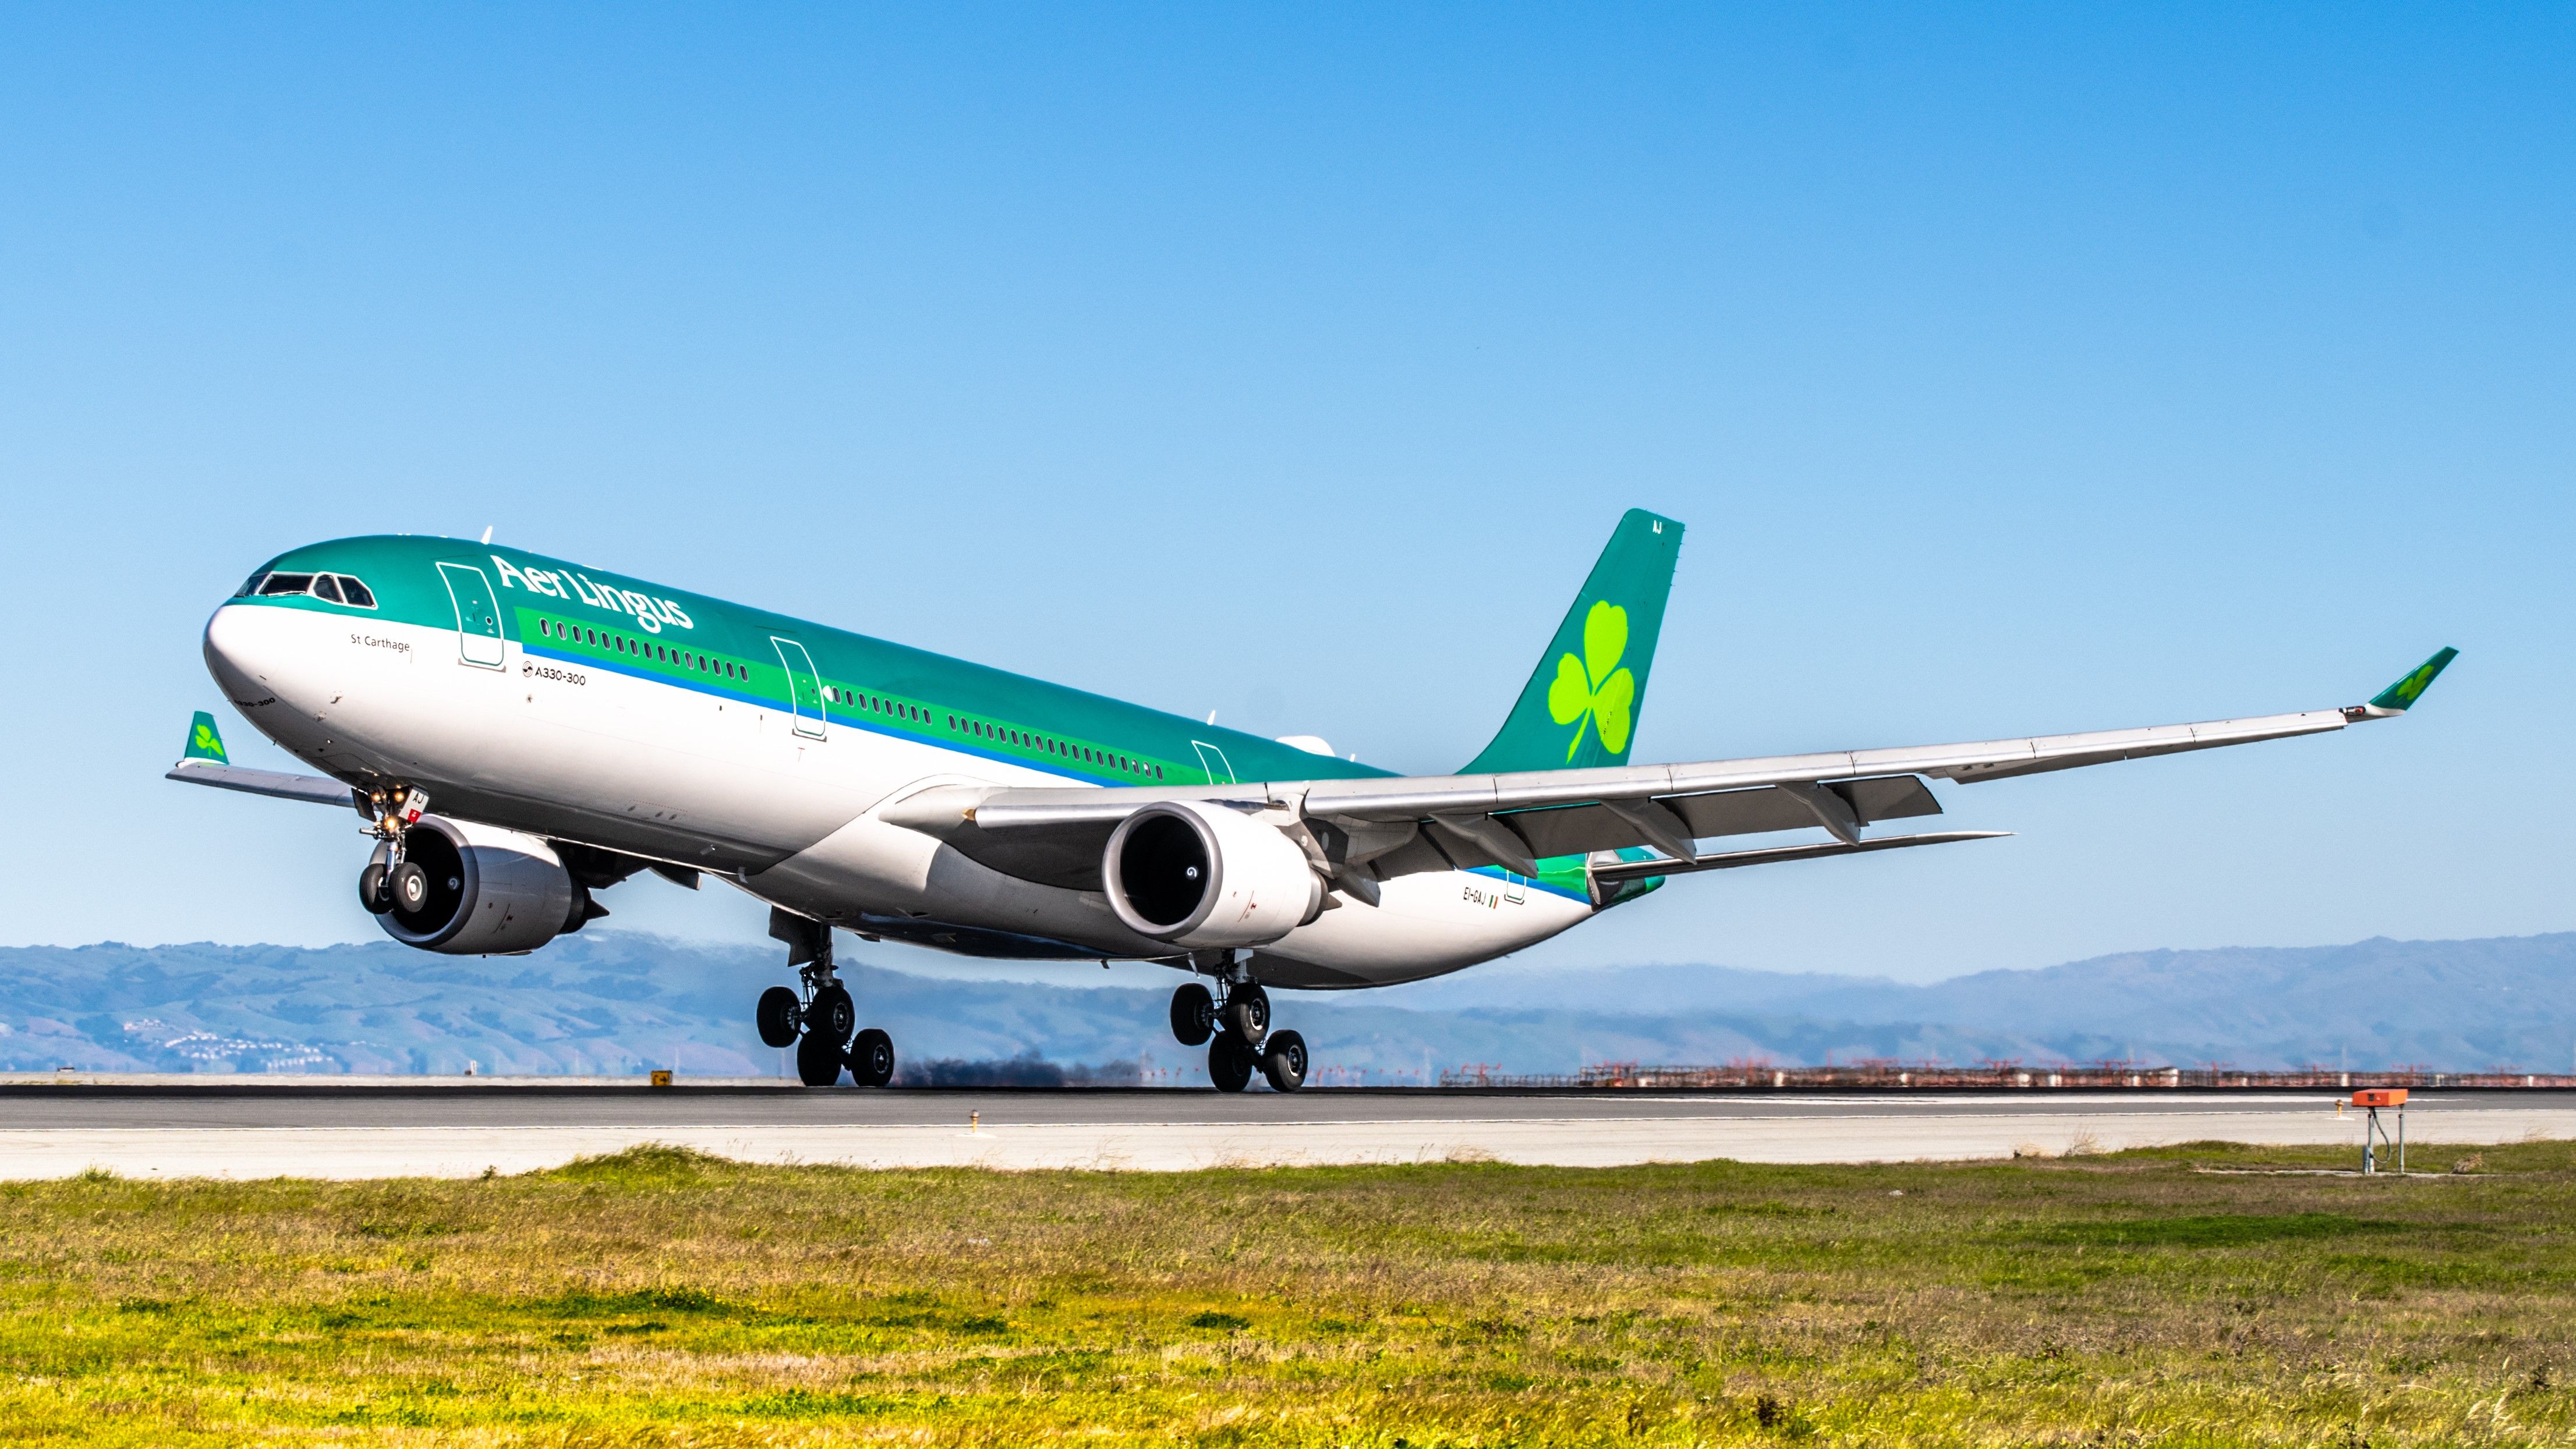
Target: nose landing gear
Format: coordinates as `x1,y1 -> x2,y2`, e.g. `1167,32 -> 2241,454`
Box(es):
1172,963 -> 1306,1093
355,785 -> 434,916
763,909 -> 896,1088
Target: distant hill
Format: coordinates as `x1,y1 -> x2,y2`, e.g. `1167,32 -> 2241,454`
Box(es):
1,930 -> 2570,1080
1395,934 -> 2576,1073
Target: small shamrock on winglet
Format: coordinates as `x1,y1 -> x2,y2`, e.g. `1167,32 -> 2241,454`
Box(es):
1546,601 -> 1635,761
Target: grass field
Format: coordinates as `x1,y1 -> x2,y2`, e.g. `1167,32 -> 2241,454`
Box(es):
5,1140 -> 2575,1446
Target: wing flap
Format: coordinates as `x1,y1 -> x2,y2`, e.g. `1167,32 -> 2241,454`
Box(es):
1587,830 -> 2011,887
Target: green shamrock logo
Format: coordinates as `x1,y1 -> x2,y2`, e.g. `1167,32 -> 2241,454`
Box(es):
193,724 -> 224,759
1546,601 -> 1635,761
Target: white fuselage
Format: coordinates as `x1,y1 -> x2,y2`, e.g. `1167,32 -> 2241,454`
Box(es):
203,601 -> 1597,987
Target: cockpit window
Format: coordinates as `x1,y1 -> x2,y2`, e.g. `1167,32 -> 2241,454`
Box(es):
311,575 -> 345,604
337,576 -> 376,608
235,572 -> 268,597
258,573 -> 316,597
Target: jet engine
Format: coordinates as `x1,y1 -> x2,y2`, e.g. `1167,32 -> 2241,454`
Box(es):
368,816 -> 597,955
1102,801 -> 1324,949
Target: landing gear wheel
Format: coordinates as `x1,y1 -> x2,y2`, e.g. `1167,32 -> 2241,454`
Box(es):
809,984 -> 857,1044
1261,1029 -> 1308,1093
1208,1034 -> 1255,1093
755,986 -> 801,1049
358,863 -> 392,916
1170,982 -> 1215,1046
1222,982 -> 1270,1044
795,1029 -> 844,1087
848,1028 -> 895,1087
390,861 -> 431,915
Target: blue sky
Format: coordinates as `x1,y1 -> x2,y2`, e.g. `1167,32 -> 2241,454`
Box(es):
2,6 -> 2568,983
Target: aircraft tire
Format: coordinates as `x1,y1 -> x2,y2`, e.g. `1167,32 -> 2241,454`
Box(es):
358,863 -> 392,916
391,862 -> 431,915
1260,1029 -> 1308,1093
849,1028 -> 895,1087
795,1029 -> 844,1087
1208,1034 -> 1255,1093
755,986 -> 800,1049
1222,983 -> 1270,1044
810,984 -> 857,1044
1169,983 -> 1215,1046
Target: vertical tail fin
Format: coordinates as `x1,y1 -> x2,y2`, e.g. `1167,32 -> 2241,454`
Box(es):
1462,508 -> 1685,774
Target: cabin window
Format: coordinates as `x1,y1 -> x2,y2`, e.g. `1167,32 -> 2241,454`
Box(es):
310,575 -> 344,604
259,573 -> 316,597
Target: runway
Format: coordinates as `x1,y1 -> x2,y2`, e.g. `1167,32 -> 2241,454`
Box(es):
5,1082 -> 2569,1178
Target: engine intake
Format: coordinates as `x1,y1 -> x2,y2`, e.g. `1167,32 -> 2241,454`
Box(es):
375,816 -> 593,955
1102,801 -> 1322,949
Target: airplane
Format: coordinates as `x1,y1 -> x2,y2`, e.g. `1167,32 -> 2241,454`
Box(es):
169,509 -> 2457,1092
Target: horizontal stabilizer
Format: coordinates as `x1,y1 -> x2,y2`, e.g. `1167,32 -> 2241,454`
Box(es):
1587,830 -> 2010,890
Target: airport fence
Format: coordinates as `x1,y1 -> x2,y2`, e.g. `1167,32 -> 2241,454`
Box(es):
1435,1060 -> 2576,1091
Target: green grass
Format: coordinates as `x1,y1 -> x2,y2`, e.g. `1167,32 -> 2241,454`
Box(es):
4,1139 -> 2575,1445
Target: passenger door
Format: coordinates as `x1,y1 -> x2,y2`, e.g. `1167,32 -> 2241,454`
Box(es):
435,562 -> 507,669
772,636 -> 826,740
1191,741 -> 1236,784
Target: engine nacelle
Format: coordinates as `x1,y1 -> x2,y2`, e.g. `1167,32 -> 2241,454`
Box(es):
374,816 -> 591,955
1102,801 -> 1323,949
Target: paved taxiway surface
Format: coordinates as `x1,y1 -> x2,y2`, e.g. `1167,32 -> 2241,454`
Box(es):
5,1087 -> 2570,1179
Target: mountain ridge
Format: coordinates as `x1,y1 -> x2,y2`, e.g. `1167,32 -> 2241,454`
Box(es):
2,930 -> 2568,1079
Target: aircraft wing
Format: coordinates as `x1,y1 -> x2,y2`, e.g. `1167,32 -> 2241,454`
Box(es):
164,708 -> 362,809
886,648 -> 2458,888
167,760 -> 363,809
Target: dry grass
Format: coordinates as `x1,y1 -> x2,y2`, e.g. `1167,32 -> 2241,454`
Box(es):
3,1139 -> 2575,1445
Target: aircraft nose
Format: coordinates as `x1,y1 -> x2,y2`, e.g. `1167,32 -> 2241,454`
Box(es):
201,601 -> 281,701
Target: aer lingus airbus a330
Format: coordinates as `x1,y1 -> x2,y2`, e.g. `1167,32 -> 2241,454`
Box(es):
172,510 -> 2455,1090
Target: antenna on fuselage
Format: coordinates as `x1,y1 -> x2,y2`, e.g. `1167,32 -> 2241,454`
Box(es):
480,526 -> 494,544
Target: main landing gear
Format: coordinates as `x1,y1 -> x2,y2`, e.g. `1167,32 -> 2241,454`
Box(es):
758,909 -> 896,1087
1170,970 -> 1305,1093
